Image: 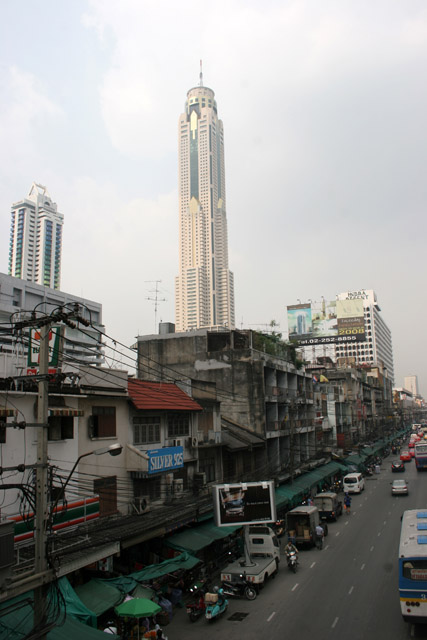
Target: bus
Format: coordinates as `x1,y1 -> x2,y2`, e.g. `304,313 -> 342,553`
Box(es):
414,443 -> 427,471
399,510 -> 427,623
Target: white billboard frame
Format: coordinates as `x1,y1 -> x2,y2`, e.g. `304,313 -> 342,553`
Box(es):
212,481 -> 276,527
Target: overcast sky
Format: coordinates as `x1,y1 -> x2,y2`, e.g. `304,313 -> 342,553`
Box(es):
1,0 -> 426,395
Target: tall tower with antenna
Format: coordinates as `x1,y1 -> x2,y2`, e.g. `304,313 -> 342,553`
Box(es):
175,64 -> 235,332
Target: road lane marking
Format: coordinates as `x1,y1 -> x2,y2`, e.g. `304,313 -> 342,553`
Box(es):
378,532 -> 381,537
349,586 -> 354,595
370,546 -> 374,552
335,531 -> 340,537
361,563 -> 365,571
324,544 -> 329,550
310,562 -> 316,569
384,521 -> 387,525
345,521 -> 349,526
267,612 -> 276,622
332,617 -> 339,628
291,583 -> 299,591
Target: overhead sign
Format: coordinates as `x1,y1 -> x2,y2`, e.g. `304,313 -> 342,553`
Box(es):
287,298 -> 365,346
148,446 -> 184,474
213,481 -> 276,527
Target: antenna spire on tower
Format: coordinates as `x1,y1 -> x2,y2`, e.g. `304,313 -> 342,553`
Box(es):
199,59 -> 203,87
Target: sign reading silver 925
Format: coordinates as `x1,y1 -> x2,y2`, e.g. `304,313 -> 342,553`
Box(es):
148,446 -> 184,474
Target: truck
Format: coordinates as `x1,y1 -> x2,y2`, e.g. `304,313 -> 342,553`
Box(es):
220,525 -> 280,590
313,492 -> 343,521
285,505 -> 328,548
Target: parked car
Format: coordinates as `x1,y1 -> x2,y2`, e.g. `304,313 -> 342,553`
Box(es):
391,460 -> 405,472
391,479 -> 408,495
400,450 -> 412,462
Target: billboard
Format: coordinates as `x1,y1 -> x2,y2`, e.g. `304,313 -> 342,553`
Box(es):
287,298 -> 365,346
212,481 -> 276,527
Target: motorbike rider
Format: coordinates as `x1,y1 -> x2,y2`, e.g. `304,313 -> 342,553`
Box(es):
285,539 -> 298,558
213,585 -> 226,607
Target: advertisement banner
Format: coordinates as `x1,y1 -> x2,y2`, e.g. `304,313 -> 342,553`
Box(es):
287,297 -> 365,346
213,481 -> 276,527
27,325 -> 63,374
148,446 -> 184,474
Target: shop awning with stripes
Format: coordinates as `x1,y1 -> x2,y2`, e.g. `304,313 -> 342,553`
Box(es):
48,406 -> 84,417
0,407 -> 15,417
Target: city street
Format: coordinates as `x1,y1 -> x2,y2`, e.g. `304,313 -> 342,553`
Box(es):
168,454 -> 427,640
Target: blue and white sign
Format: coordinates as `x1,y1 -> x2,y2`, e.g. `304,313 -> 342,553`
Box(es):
148,446 -> 184,474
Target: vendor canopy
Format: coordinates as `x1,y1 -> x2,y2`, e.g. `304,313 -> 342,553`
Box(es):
0,592 -> 120,640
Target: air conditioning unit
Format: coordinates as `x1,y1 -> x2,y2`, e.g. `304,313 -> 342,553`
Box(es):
173,439 -> 182,448
189,436 -> 198,448
131,496 -> 151,514
173,479 -> 184,496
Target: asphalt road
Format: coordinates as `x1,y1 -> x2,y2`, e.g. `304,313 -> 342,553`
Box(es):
169,452 -> 427,640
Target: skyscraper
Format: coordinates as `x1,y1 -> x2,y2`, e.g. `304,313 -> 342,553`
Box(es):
8,182 -> 63,290
175,67 -> 235,332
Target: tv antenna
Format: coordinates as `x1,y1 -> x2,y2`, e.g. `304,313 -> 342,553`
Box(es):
145,280 -> 167,333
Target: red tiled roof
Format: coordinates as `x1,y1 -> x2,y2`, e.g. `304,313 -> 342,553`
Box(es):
128,378 -> 202,412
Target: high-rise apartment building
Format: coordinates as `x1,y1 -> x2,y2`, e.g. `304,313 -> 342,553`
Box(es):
335,289 -> 394,382
404,375 -> 419,397
8,182 -> 63,290
175,69 -> 235,332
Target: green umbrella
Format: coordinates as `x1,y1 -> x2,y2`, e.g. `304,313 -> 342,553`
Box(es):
115,598 -> 162,640
115,597 -> 161,618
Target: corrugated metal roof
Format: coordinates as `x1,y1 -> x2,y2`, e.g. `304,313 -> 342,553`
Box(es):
128,378 -> 202,411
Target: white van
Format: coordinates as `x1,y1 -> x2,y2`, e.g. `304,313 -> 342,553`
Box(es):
343,472 -> 365,494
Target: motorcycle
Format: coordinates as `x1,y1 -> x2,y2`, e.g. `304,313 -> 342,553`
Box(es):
205,589 -> 228,622
186,593 -> 206,622
221,576 -> 257,601
286,550 -> 298,573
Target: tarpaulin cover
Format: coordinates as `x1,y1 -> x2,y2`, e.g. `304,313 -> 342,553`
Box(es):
74,579 -> 123,617
128,552 -> 200,582
0,592 -> 120,640
58,576 -> 97,627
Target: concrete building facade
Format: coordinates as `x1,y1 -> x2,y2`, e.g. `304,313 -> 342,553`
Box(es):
334,290 -> 394,382
175,70 -> 235,332
0,272 -> 105,377
9,183 -> 63,290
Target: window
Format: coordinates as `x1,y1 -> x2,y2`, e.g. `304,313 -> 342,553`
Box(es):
133,416 -> 161,444
48,416 -> 74,441
167,413 -> 190,437
89,406 -> 116,438
0,424 -> 5,444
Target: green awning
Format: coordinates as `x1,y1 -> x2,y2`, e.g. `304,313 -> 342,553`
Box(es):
196,520 -> 241,540
0,593 -> 120,640
75,579 -> 123,617
165,529 -> 213,552
164,521 -> 240,553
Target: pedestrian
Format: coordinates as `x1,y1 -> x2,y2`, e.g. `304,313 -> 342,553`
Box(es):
344,492 -> 352,514
315,524 -> 324,549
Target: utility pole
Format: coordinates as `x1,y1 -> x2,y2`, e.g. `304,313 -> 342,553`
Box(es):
34,323 -> 50,640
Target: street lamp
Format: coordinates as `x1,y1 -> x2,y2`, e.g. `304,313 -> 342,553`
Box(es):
50,443 -> 123,519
